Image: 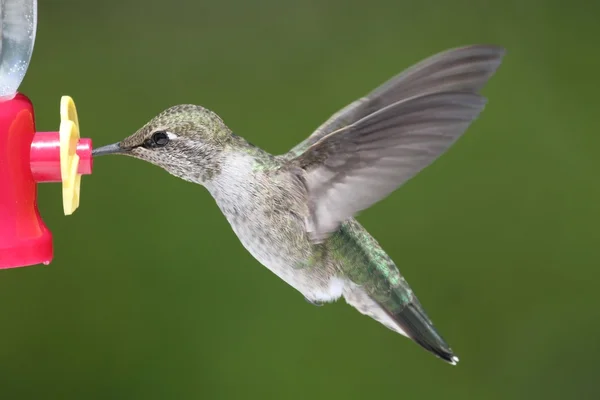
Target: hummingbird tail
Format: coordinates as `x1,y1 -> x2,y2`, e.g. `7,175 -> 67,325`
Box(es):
389,303 -> 459,365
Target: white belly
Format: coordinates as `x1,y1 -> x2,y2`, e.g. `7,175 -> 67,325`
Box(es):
230,215 -> 346,303
207,152 -> 345,303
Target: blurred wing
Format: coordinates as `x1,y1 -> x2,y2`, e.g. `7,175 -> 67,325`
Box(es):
290,92 -> 487,242
284,45 -> 504,159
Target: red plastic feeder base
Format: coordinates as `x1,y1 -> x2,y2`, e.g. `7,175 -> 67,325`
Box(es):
0,94 -> 53,268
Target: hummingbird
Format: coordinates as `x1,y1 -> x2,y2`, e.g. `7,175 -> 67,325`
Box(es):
93,45 -> 504,365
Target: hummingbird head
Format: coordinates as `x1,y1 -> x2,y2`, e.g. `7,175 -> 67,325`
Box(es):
92,104 -> 233,184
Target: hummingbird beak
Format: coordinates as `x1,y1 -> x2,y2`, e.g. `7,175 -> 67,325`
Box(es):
92,143 -> 124,157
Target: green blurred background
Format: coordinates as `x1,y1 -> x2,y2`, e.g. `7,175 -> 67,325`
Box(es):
1,0 -> 599,398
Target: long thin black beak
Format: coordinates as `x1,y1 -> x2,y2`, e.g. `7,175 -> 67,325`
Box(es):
92,143 -> 123,157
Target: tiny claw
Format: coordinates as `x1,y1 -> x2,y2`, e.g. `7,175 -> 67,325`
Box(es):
305,297 -> 324,307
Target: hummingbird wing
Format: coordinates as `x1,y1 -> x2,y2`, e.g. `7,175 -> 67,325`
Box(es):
283,45 -> 505,159
289,91 -> 487,242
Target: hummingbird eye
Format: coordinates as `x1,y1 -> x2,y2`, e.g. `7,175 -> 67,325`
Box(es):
150,131 -> 170,147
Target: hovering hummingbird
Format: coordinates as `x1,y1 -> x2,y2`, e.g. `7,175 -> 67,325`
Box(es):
93,45 -> 504,365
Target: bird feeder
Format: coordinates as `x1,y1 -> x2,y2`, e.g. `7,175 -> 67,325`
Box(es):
0,0 -> 94,269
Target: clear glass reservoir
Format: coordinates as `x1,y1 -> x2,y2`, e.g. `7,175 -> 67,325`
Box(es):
0,0 -> 36,100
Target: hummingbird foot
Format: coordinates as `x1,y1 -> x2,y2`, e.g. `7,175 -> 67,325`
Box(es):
305,297 -> 324,307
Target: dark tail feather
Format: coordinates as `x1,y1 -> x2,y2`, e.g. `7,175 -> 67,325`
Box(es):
389,302 -> 458,365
